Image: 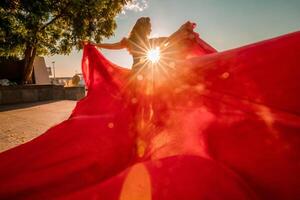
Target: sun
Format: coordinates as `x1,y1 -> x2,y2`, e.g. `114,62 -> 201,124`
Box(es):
147,47 -> 160,63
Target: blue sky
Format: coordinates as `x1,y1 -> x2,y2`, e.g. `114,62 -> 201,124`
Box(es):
45,0 -> 300,77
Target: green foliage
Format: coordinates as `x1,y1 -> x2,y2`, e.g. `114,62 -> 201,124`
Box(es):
0,0 -> 130,58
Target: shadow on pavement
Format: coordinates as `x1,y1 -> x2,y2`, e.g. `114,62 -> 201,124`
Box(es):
0,100 -> 76,112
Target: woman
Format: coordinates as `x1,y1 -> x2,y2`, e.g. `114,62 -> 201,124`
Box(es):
84,17 -> 199,157
84,17 -> 216,144
84,17 -> 199,72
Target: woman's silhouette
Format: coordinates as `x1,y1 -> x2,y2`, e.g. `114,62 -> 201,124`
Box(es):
84,17 -> 202,157
86,17 -> 194,71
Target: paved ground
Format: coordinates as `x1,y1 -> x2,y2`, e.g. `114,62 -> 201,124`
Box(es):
0,100 -> 77,152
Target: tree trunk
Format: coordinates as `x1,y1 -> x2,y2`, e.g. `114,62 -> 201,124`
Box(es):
22,44 -> 37,84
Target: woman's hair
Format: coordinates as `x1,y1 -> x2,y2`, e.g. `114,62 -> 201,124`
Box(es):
127,17 -> 151,48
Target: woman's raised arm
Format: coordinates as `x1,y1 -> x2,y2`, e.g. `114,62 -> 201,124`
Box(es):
84,38 -> 128,50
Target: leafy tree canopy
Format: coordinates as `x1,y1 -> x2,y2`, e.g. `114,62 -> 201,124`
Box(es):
0,0 -> 130,58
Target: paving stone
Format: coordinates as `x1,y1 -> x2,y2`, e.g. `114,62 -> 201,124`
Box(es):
0,100 -> 76,152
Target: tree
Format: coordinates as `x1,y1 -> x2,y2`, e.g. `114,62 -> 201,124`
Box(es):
0,0 -> 130,84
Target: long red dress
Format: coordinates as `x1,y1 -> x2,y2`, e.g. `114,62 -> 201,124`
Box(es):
0,24 -> 299,199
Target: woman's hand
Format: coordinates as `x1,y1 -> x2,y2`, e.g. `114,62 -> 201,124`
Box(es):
168,22 -> 194,42
176,21 -> 196,40
80,40 -> 99,48
81,40 -> 90,46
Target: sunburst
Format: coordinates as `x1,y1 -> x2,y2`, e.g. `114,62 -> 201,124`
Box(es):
146,47 -> 160,63
122,33 -> 185,94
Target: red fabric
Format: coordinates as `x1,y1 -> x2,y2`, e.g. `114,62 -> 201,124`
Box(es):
0,27 -> 300,199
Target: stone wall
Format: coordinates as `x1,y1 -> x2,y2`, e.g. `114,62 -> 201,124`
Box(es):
0,85 -> 85,105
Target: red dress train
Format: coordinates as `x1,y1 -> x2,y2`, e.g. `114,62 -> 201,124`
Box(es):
0,26 -> 299,199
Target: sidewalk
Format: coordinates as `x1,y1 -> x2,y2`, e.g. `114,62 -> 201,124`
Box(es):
0,100 -> 77,152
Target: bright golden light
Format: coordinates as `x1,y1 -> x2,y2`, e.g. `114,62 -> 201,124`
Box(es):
119,163 -> 152,200
147,47 -> 160,63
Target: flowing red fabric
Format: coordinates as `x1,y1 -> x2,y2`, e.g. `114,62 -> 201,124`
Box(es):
0,26 -> 300,200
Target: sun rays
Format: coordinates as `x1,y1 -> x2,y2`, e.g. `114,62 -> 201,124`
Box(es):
125,35 -> 183,85
147,47 -> 161,63
119,32 -> 188,107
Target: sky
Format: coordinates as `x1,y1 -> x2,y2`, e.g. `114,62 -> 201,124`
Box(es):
45,0 -> 300,77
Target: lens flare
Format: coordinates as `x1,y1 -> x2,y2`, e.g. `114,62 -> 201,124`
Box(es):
147,47 -> 160,63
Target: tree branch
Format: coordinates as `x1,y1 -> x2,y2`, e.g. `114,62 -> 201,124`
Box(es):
38,1 -> 71,32
39,13 -> 64,32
